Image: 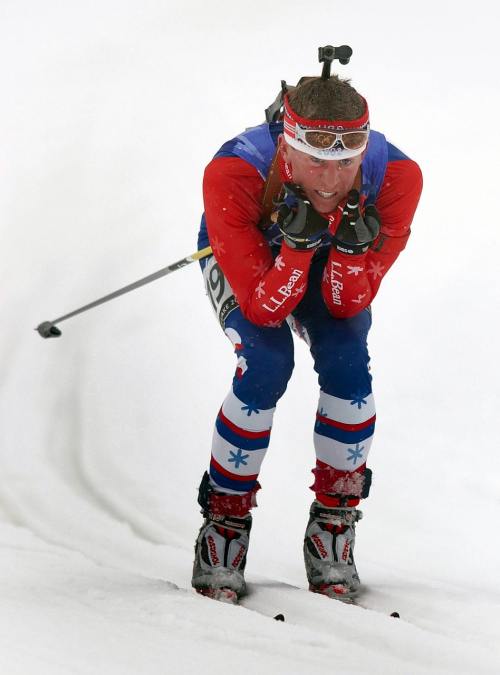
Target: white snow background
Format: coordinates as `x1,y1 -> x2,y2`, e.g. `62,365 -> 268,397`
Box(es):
1,1 -> 500,673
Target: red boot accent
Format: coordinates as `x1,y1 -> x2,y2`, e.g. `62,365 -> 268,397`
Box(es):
311,461 -> 365,504
209,482 -> 261,517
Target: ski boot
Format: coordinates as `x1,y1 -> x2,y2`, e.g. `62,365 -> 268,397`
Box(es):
304,500 -> 362,601
192,472 -> 258,604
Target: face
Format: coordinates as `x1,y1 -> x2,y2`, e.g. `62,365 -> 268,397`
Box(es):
280,140 -> 364,214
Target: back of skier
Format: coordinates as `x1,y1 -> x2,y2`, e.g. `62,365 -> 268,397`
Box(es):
192,50 -> 423,603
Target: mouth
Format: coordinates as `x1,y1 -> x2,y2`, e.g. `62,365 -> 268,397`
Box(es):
314,190 -> 337,200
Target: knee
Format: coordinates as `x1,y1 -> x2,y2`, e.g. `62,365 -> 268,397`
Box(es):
313,334 -> 371,398
252,341 -> 294,395
234,335 -> 294,409
264,344 -> 295,388
319,339 -> 369,372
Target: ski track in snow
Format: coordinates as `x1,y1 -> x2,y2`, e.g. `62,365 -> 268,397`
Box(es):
1,341 -> 500,674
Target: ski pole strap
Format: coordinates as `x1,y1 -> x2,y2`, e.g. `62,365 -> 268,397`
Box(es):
36,246 -> 213,338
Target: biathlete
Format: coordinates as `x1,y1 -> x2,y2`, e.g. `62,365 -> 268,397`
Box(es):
192,47 -> 423,603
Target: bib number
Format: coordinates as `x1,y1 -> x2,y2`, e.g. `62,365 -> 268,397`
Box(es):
203,256 -> 238,327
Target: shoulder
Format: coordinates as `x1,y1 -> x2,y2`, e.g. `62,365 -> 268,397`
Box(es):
374,144 -> 423,235
203,156 -> 265,205
204,155 -> 264,183
382,154 -> 423,204
203,156 -> 265,224
384,140 -> 423,187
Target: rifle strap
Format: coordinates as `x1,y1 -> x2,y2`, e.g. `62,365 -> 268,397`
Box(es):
260,147 -> 284,228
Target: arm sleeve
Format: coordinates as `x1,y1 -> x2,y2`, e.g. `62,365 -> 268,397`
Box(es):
321,158 -> 423,318
203,156 -> 315,326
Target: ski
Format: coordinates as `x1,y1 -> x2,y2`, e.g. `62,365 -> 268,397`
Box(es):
196,587 -> 239,605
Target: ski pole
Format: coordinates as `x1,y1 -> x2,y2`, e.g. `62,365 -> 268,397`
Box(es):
36,245 -> 213,339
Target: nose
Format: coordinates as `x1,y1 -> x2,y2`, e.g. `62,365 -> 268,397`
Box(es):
319,161 -> 342,189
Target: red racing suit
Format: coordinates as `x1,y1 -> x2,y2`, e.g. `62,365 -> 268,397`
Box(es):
201,128 -> 422,326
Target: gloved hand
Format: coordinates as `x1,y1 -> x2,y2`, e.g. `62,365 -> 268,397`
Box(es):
332,190 -> 380,255
277,183 -> 329,251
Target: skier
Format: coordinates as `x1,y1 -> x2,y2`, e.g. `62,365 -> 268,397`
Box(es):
192,54 -> 422,603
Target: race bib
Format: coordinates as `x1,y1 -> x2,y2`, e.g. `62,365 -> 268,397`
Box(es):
203,256 -> 238,328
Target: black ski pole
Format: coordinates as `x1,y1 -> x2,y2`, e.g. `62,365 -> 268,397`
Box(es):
36,245 -> 213,339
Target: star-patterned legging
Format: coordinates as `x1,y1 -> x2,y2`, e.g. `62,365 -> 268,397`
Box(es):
205,255 -> 375,503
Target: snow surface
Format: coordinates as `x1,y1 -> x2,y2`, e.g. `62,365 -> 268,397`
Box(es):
2,1 -> 500,673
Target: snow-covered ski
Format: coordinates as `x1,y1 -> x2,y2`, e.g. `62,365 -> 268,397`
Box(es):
196,587 -> 239,605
